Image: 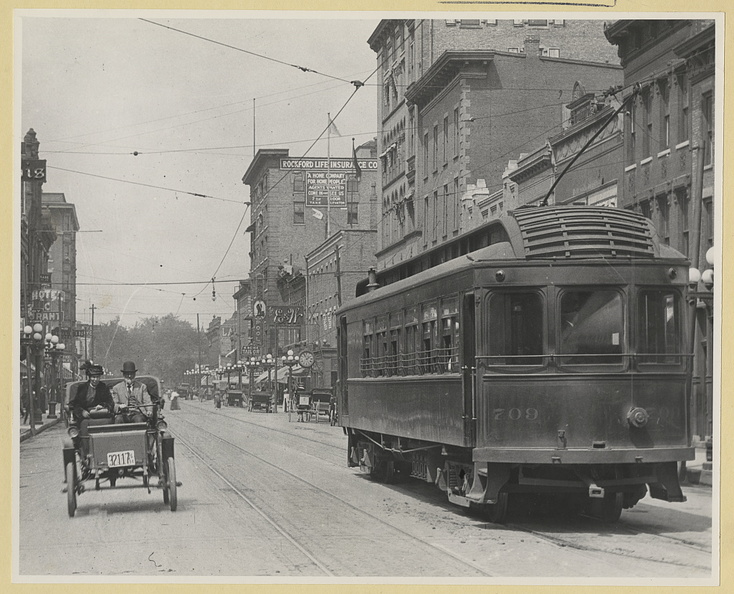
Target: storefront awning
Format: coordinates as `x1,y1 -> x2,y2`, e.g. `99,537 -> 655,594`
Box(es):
255,365 -> 309,385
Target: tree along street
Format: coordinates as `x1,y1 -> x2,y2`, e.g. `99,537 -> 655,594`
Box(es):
19,401 -> 713,580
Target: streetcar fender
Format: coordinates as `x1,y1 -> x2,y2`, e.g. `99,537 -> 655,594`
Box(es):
467,462 -> 511,504
648,462 -> 687,503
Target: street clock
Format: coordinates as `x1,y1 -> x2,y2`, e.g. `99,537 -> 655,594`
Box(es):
298,350 -> 315,368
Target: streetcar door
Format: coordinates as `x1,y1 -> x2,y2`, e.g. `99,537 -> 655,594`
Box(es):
461,292 -> 476,445
338,315 -> 348,418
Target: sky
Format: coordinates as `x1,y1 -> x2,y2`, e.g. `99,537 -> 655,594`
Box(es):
18,11 -> 381,329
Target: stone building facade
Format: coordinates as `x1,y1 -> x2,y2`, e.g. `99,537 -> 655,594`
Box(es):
368,19 -> 623,271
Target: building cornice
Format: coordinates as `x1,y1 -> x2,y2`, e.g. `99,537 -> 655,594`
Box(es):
242,149 -> 290,186
405,50 -> 496,109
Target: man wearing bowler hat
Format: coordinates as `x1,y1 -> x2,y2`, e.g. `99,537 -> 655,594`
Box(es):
112,361 -> 153,423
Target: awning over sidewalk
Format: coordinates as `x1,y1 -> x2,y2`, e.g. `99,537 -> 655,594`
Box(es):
255,365 -> 309,385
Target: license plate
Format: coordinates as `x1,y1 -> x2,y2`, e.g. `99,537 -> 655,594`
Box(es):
107,450 -> 136,467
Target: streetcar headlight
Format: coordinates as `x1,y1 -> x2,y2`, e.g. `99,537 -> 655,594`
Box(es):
627,407 -> 650,429
495,270 -> 506,282
67,426 -> 79,439
156,419 -> 168,432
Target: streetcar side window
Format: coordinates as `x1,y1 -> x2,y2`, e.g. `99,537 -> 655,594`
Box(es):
488,292 -> 544,365
638,290 -> 682,364
404,323 -> 418,374
558,290 -> 624,365
421,320 -> 436,373
376,330 -> 388,377
389,329 -> 400,376
361,321 -> 373,377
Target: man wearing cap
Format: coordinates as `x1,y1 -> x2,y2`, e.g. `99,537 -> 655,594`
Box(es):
112,361 -> 154,423
68,363 -> 115,455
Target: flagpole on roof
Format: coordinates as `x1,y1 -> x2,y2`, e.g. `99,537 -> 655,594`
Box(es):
326,113 -> 331,239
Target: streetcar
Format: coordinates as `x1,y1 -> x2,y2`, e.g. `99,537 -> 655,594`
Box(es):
62,376 -> 179,517
337,205 -> 694,523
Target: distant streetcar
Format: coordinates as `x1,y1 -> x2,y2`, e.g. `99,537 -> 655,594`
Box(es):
336,206 -> 694,523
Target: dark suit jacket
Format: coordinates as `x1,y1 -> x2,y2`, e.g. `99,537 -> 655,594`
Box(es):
70,381 -> 114,421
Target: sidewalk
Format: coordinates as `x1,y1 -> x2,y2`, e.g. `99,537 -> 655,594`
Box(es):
684,443 -> 714,487
19,413 -> 63,442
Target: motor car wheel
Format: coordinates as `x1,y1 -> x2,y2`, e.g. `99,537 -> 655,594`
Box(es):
66,462 -> 76,518
167,457 -> 177,511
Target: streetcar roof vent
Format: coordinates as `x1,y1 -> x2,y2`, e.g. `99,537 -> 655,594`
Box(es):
512,206 -> 655,259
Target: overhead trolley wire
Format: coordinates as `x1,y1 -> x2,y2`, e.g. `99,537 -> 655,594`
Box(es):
140,18 -> 358,86
47,165 -> 247,206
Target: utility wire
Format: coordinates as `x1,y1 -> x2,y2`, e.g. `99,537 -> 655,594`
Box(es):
140,18 -> 356,85
47,165 -> 247,205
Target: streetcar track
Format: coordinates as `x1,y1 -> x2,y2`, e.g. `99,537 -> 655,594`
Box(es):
177,402 -> 344,453
172,411 -> 710,574
172,415 -> 495,577
506,523 -> 711,571
177,434 -> 335,577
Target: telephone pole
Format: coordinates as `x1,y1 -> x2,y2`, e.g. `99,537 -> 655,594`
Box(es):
90,304 -> 96,361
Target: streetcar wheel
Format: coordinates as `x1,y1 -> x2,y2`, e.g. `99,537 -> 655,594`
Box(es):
482,492 -> 509,524
166,457 -> 177,511
370,459 -> 395,484
65,462 -> 76,518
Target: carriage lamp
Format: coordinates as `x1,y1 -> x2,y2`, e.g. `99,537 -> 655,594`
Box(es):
156,419 -> 168,432
67,425 -> 79,439
627,407 -> 650,429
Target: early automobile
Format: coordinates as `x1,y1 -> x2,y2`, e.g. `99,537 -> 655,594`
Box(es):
62,375 -> 180,517
248,390 -> 272,413
227,389 -> 245,408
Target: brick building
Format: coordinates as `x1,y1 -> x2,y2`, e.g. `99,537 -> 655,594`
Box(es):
304,228 -> 378,388
241,143 -> 378,357
368,19 -> 622,270
481,88 -> 625,221
605,19 -> 717,442
41,193 -> 80,368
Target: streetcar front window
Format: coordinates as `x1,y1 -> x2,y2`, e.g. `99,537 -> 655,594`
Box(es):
488,292 -> 544,366
638,290 -> 683,364
558,290 -> 624,365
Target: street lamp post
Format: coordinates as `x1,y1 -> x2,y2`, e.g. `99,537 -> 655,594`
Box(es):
688,247 -> 715,469
21,323 -> 45,434
281,349 -> 297,411
44,333 -> 65,419
260,354 -> 275,411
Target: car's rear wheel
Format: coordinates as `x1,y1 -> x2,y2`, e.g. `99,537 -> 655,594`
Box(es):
66,462 -> 76,517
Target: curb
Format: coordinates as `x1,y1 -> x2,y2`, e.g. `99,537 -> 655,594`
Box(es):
20,416 -> 62,443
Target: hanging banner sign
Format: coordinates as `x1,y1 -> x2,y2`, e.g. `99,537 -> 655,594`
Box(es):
306,171 -> 347,207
